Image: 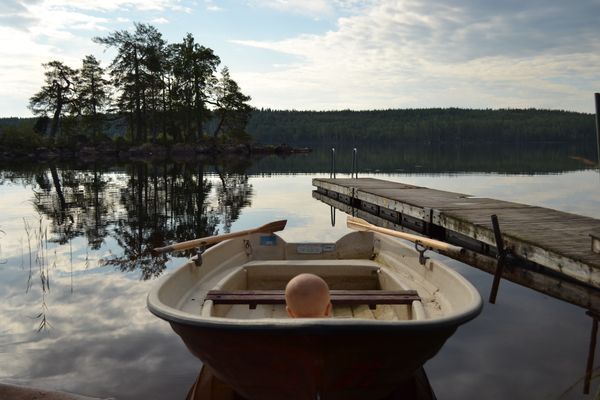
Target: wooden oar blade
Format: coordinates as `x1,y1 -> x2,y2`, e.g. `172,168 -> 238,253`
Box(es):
257,219 -> 287,234
152,219 -> 288,256
152,245 -> 175,255
347,216 -> 370,231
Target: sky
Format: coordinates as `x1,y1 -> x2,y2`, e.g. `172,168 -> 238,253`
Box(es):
1,0 -> 600,117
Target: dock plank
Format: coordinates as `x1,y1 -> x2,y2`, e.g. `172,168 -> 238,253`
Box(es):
313,178 -> 600,288
316,178 -> 419,191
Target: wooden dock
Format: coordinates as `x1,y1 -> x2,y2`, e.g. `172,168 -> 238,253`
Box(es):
313,178 -> 600,293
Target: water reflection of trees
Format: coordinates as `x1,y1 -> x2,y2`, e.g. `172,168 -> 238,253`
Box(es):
248,142 -> 598,175
103,162 -> 217,279
216,168 -> 253,233
18,160 -> 253,280
31,166 -> 111,246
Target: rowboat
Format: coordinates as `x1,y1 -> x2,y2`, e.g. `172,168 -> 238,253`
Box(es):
147,220 -> 482,400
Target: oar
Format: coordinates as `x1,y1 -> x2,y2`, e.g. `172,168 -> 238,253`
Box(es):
347,216 -> 464,255
153,220 -> 287,255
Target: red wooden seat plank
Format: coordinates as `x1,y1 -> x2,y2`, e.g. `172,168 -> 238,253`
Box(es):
205,289 -> 420,310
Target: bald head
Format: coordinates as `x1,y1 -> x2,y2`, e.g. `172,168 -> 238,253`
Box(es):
285,273 -> 332,318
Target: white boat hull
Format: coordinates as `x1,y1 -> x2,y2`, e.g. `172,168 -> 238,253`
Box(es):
148,231 -> 482,399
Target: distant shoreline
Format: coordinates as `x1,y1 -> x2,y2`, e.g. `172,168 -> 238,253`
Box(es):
0,108 -> 596,157
0,142 -> 312,163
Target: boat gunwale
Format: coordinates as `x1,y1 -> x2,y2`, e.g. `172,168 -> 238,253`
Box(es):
147,290 -> 483,332
147,304 -> 482,331
147,232 -> 483,331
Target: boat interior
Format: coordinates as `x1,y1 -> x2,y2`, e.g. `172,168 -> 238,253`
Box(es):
153,231 -> 477,323
202,260 -> 427,321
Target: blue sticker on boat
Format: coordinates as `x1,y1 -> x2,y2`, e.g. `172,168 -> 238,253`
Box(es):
260,235 -> 277,246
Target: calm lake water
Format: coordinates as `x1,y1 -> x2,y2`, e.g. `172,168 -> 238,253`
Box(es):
0,144 -> 599,399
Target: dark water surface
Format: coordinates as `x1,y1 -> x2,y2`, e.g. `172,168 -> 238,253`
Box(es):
0,144 -> 599,399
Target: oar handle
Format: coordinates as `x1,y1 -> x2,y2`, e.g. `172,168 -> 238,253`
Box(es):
349,218 -> 464,255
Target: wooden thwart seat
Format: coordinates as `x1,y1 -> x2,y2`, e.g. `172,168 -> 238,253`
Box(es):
205,290 -> 420,310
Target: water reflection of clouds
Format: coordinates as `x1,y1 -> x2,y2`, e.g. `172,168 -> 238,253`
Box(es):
427,258 -> 599,398
0,259 -> 200,399
236,175 -> 352,242
2,187 -> 46,259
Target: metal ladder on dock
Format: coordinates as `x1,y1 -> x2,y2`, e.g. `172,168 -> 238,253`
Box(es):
330,147 -> 358,179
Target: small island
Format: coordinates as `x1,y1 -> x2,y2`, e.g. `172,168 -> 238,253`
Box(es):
0,23 -> 310,162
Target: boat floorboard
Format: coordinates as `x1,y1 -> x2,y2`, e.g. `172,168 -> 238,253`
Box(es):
222,304 -> 403,320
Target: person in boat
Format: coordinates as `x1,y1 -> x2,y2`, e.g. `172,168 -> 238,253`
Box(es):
285,273 -> 332,318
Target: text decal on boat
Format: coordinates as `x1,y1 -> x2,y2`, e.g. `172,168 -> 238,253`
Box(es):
296,243 -> 336,254
260,235 -> 277,246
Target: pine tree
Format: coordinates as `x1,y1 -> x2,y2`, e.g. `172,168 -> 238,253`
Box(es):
75,55 -> 110,138
94,23 -> 166,143
29,61 -> 78,138
209,67 -> 252,141
170,33 -> 220,141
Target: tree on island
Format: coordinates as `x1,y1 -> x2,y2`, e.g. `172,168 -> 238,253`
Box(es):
29,61 -> 78,138
94,23 -> 167,143
73,55 -> 110,139
24,23 -> 253,147
208,67 -> 252,142
92,23 -> 251,144
169,33 -> 221,142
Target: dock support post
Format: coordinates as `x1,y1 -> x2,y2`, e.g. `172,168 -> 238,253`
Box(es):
584,312 -> 598,394
595,93 -> 600,167
330,206 -> 336,227
489,214 -> 507,304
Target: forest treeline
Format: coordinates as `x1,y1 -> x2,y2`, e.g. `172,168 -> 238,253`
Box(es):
246,108 -> 597,145
2,107 -> 596,151
2,23 -> 252,149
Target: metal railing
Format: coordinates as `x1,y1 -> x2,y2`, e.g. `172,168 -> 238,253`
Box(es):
351,148 -> 358,178
330,147 -> 358,178
330,148 -> 336,178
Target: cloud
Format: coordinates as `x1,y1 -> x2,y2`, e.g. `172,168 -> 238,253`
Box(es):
47,0 -> 177,12
151,16 -> 169,24
0,0 -> 193,117
0,0 -> 187,32
204,0 -> 223,12
250,0 -> 334,16
0,0 -> 42,30
249,0 -> 380,17
0,27 -> 58,114
2,0 -> 600,116
233,0 -> 600,112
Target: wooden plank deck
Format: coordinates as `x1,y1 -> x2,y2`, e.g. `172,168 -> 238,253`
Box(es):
313,178 -> 600,289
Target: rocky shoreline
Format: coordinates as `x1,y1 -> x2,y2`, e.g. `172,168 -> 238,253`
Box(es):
0,142 -> 311,162
0,383 -> 111,400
